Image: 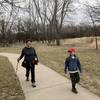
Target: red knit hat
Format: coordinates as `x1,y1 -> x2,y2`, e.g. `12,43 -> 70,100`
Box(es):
68,48 -> 75,53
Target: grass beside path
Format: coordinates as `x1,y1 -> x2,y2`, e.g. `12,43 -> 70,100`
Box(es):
0,56 -> 25,100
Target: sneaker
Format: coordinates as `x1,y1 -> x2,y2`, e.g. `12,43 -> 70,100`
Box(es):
72,88 -> 78,94
26,77 -> 29,81
32,82 -> 36,88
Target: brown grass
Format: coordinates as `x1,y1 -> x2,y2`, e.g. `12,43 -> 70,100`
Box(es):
0,56 -> 25,100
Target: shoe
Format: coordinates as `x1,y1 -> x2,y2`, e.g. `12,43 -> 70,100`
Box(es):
32,82 -> 36,88
26,77 -> 29,81
72,88 -> 78,94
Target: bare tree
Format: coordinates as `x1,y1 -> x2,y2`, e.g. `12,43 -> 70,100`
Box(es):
85,1 -> 99,50
0,0 -> 74,45
31,0 -> 74,45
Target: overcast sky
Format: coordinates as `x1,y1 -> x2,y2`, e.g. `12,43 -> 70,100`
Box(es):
14,0 -> 97,25
69,0 -> 97,25
0,0 -> 98,25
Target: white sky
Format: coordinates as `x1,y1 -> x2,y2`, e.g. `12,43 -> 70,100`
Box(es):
0,0 -> 98,25
69,0 -> 98,25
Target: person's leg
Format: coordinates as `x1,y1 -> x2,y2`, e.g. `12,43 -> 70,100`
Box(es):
30,64 -> 36,87
73,72 -> 80,93
70,73 -> 78,94
26,67 -> 30,81
75,72 -> 80,83
70,73 -> 75,89
72,72 -> 80,93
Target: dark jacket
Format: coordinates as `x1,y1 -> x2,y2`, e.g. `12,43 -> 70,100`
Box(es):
65,55 -> 82,73
19,47 -> 38,63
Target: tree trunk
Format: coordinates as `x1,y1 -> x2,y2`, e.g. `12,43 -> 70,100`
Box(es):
95,36 -> 98,50
56,39 -> 60,46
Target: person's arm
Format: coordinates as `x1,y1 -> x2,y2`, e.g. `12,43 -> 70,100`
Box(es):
64,58 -> 69,74
17,48 -> 24,62
33,48 -> 38,64
34,49 -> 38,60
77,58 -> 82,73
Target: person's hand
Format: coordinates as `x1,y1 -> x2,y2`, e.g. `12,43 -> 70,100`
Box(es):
80,72 -> 83,76
35,60 -> 38,65
32,60 -> 35,64
17,58 -> 20,62
64,70 -> 67,74
64,71 -> 67,77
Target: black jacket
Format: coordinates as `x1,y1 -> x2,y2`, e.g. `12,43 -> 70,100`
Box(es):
19,47 -> 38,63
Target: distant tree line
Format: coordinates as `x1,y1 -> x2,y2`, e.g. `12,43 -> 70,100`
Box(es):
0,19 -> 100,45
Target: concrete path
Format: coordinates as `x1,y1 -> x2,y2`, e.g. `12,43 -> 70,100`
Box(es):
0,53 -> 100,100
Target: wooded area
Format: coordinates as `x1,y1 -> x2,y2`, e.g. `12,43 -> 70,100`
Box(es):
0,0 -> 100,49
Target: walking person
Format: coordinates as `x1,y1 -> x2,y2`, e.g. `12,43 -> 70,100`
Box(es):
64,48 -> 82,94
17,39 -> 38,88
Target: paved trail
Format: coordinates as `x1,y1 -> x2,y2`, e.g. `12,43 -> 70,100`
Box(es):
0,53 -> 100,100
